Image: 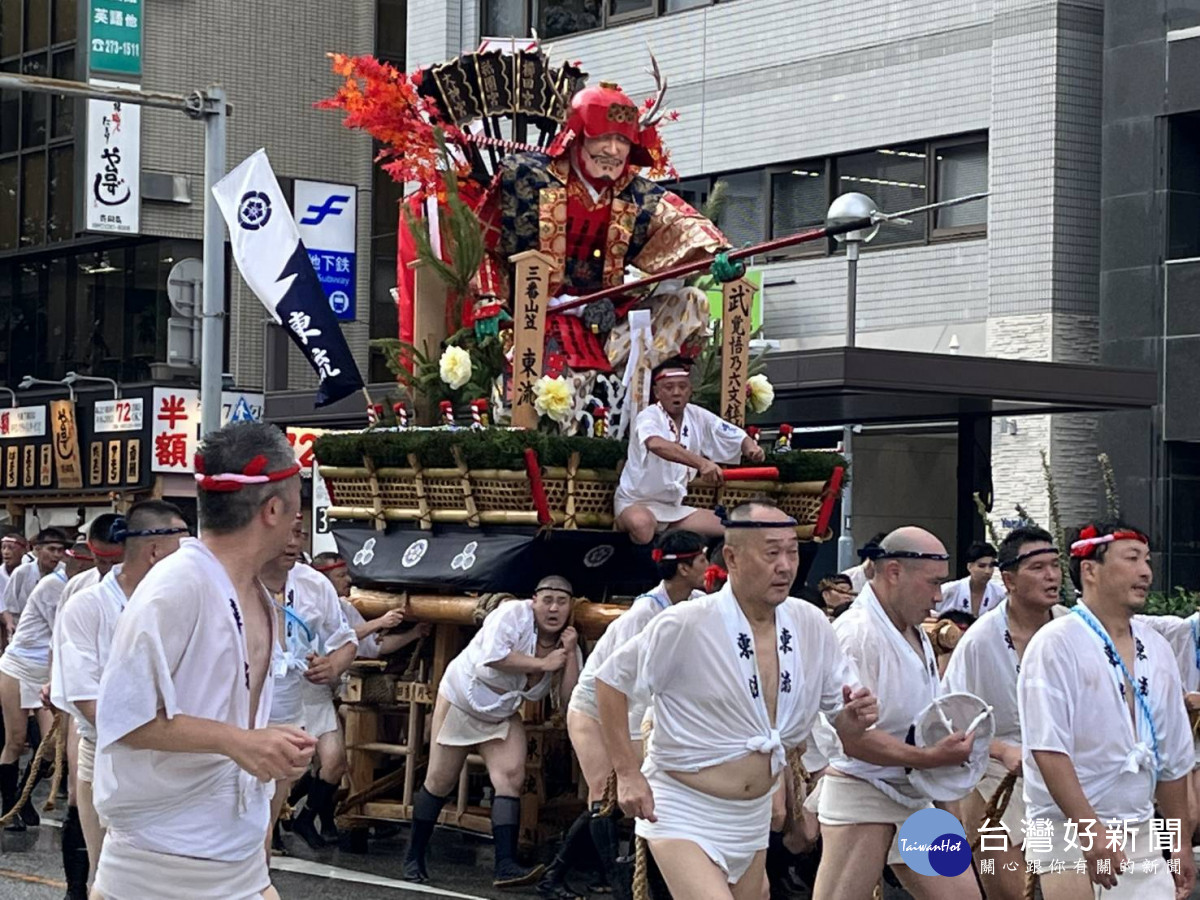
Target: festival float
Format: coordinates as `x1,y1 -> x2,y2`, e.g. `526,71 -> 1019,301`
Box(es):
313,40 -> 854,850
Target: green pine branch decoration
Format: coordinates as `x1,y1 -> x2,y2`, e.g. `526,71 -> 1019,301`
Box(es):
973,492 -> 999,545
1098,452 -> 1120,520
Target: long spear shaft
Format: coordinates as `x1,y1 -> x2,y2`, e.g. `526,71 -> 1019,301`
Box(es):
549,191 -> 989,314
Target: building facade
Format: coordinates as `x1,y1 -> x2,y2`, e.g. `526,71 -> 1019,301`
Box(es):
407,0 -> 1108,558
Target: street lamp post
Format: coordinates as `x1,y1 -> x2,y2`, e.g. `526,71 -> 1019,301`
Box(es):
826,193 -> 880,572
18,375 -> 75,402
63,372 -> 121,399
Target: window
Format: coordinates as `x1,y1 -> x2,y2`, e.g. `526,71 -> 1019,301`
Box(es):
668,177 -> 709,213
835,144 -> 927,247
0,0 -> 76,254
933,138 -> 987,233
770,162 -> 828,254
376,0 -> 406,67
483,0 -> 713,40
715,170 -> 766,249
1168,112 -> 1200,260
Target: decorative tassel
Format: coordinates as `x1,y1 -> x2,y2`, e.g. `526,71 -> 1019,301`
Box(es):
470,398 -> 488,430
393,402 -> 409,429
439,400 -> 455,428
593,407 -> 608,438
776,423 -> 793,453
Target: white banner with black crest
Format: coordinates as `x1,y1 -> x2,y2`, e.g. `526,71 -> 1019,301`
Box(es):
212,150 -> 364,406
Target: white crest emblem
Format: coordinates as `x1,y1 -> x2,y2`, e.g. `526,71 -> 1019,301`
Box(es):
583,545 -> 615,568
401,538 -> 429,568
353,538 -> 376,566
451,541 -> 479,571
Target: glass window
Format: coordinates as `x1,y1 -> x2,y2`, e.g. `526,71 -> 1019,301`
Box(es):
22,0 -> 47,52
47,144 -> 71,240
609,0 -> 652,17
934,140 -> 988,230
835,143 -> 926,246
1,0 -> 21,57
0,85 -> 18,153
376,0 -> 406,64
50,48 -> 72,137
484,0 -> 525,37
372,169 -> 404,237
19,150 -> 45,246
665,0 -> 708,8
537,0 -> 601,39
0,158 -> 17,250
51,0 -> 72,43
20,54 -> 47,148
1168,112 -> 1200,260
771,163 -> 827,238
716,170 -> 765,249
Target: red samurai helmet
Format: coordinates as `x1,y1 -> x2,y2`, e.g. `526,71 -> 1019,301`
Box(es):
557,57 -> 669,171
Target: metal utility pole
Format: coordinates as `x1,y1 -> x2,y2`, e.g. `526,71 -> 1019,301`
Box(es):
0,73 -> 229,438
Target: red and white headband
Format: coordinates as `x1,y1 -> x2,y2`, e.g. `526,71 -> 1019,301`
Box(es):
1069,525 -> 1148,559
650,548 -> 704,563
312,560 -> 347,572
194,453 -> 301,492
654,368 -> 690,382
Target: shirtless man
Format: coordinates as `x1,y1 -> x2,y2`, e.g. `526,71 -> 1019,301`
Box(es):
261,520 -> 357,853
405,576 -> 581,888
597,500 -> 878,900
813,527 -> 980,900
52,501 -> 189,896
1019,521 -> 1194,899
0,537 -> 92,831
538,530 -> 708,900
614,357 -> 765,544
91,421 -> 317,900
942,525 -> 1066,900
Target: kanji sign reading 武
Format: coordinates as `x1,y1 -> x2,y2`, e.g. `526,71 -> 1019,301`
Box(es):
509,250 -> 554,430
50,400 -> 84,489
88,0 -> 143,77
720,277 -> 756,428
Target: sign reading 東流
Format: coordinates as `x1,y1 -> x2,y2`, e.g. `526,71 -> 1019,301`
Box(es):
88,0 -> 143,77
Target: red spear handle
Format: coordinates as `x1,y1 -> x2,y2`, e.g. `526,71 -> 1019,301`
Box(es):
548,216 -> 873,315
722,467 -> 780,482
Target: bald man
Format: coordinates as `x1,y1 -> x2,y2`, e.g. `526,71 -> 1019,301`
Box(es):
812,527 -> 980,900
597,500 -> 877,900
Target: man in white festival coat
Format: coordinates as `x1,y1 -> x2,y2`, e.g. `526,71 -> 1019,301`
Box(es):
597,500 -> 878,900
90,421 -> 318,900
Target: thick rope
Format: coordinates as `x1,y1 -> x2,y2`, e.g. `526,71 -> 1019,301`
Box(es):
599,769 -> 619,818
1023,868 -> 1037,900
786,746 -> 809,823
399,633 -> 429,681
632,835 -> 651,900
40,715 -> 68,812
0,712 -> 63,827
970,770 -> 1018,853
471,592 -> 515,624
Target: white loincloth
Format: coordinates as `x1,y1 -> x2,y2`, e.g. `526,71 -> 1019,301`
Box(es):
436,702 -> 511,747
1026,819 -> 1174,897
301,688 -> 338,738
93,835 -> 271,899
813,772 -> 932,867
636,768 -> 775,884
612,498 -> 698,525
77,735 -> 96,784
0,650 -> 48,709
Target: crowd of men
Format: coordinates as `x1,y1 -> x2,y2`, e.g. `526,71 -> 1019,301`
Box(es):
0,415 -> 1196,900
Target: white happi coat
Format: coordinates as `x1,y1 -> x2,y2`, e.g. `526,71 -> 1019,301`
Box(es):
1019,607 -> 1193,824
829,584 -> 941,805
60,566 -> 103,611
572,581 -> 702,737
614,403 -> 747,518
1136,612 -> 1200,766
93,539 -> 278,862
440,599 -> 581,723
267,563 -> 357,727
52,566 -> 128,743
2,558 -> 55,623
936,576 -> 1006,618
4,569 -> 67,666
597,584 -> 857,778
340,599 -> 381,659
942,600 -> 1069,749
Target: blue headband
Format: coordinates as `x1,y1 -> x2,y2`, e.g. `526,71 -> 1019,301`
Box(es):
714,505 -> 799,528
108,517 -> 189,543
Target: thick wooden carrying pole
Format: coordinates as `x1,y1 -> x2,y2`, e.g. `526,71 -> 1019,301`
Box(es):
408,260 -> 449,426
350,589 -> 627,640
508,250 -> 555,429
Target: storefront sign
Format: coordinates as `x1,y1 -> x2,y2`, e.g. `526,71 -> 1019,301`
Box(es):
39,445 -> 51,487
88,0 -> 143,77
286,427 -> 335,477
295,180 -> 357,321
51,400 -> 84,489
4,447 -> 16,489
152,388 -> 264,474
22,445 -> 34,487
90,442 -> 104,485
0,407 -> 47,439
84,80 -> 141,235
94,397 -> 144,433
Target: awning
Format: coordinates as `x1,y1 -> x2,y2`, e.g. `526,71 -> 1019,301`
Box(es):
761,348 -> 1158,426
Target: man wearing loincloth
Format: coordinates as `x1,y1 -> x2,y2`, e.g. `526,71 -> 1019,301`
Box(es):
812,527 -> 981,900
91,422 -> 317,900
942,525 -> 1067,900
614,357 -> 765,545
51,501 -> 188,896
405,575 -> 582,888
0,536 -> 92,832
538,530 -> 709,899
597,500 -> 877,899
1019,520 -> 1194,899
936,540 -> 1005,618
1,528 -> 67,643
262,518 -> 358,852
